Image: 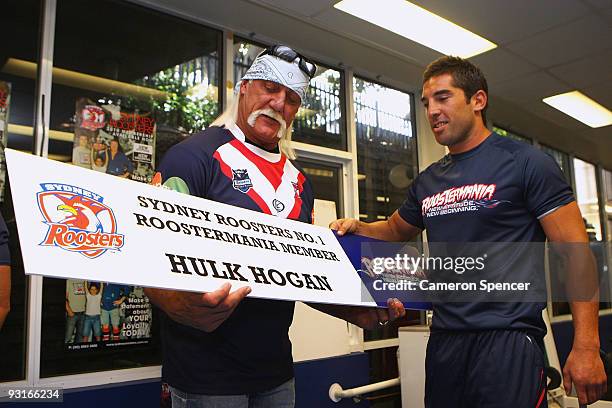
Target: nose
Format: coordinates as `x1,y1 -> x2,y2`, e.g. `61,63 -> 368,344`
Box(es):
427,101 -> 441,120
269,89 -> 288,112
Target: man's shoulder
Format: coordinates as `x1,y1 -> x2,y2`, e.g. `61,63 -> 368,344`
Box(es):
487,132 -> 537,159
415,156 -> 449,181
163,126 -> 233,162
182,126 -> 233,152
489,134 -> 560,175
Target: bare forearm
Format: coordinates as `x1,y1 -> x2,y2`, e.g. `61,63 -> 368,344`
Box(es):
355,218 -> 416,242
145,284 -> 249,333
355,220 -> 396,240
308,303 -> 390,331
564,246 -> 599,349
570,301 -> 600,349
144,287 -> 180,314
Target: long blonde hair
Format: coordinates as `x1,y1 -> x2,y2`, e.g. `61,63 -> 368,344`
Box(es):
210,84 -> 296,160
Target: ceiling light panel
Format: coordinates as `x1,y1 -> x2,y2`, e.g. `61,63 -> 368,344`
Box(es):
543,91 -> 612,128
334,0 -> 497,58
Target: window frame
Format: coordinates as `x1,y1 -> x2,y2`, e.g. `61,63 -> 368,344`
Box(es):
352,73 -> 419,224
349,73 -> 421,349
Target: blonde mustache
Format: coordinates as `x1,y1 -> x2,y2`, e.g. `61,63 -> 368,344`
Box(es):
247,109 -> 288,139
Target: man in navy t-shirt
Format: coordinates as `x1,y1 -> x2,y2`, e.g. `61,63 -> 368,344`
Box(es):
145,45 -> 405,408
332,56 -> 606,407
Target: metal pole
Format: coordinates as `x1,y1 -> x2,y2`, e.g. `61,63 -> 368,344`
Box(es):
32,0 -> 56,157
329,378 -> 401,402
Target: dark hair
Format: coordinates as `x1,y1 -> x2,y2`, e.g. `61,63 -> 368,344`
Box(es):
423,56 -> 489,124
110,137 -> 123,153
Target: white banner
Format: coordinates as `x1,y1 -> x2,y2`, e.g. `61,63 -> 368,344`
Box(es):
6,149 -> 374,306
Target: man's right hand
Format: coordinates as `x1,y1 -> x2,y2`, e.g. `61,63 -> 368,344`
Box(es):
330,212 -> 422,242
146,283 -> 251,333
329,218 -> 360,236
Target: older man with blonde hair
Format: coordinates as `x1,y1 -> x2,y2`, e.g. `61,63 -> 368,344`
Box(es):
146,45 -> 404,408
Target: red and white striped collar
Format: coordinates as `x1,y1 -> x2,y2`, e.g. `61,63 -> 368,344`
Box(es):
226,122 -> 283,163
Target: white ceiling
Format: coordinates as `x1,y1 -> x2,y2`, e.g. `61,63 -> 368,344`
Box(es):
136,0 -> 612,167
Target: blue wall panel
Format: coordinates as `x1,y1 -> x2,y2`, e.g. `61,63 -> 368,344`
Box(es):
0,380 -> 161,407
295,353 -> 370,408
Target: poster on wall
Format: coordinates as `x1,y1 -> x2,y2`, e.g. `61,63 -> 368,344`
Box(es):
0,81 -> 11,203
64,280 -> 152,350
65,98 -> 156,350
73,97 -> 156,183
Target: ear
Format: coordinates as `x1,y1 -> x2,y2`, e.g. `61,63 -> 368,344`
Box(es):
471,89 -> 487,115
239,80 -> 248,95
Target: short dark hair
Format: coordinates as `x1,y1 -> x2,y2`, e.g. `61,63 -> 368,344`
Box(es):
423,56 -> 489,124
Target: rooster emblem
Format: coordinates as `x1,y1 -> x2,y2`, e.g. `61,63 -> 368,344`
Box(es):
55,195 -> 106,231
37,184 -> 123,259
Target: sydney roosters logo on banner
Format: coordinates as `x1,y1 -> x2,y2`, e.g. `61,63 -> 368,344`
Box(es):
37,183 -> 124,258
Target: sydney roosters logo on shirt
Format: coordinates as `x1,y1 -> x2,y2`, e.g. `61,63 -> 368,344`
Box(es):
422,183 -> 510,217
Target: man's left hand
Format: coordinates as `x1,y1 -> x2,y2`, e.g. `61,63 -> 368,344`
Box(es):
348,298 -> 406,330
309,298 -> 406,330
563,346 -> 607,405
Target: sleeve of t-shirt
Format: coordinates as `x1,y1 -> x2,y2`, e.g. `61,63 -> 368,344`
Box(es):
522,148 -> 575,219
397,179 -> 425,230
0,212 -> 10,266
157,143 -> 210,198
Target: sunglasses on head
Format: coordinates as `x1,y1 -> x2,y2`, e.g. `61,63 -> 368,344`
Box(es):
259,45 -> 317,79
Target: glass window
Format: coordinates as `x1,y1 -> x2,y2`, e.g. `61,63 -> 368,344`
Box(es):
604,169 -> 612,243
233,39 -> 266,90
294,158 -> 343,220
0,0 -> 40,383
492,125 -> 532,145
574,158 -> 603,241
41,0 -> 222,377
353,77 -> 420,341
604,169 -> 612,311
540,144 -> 571,183
354,77 -> 416,224
233,39 -> 346,150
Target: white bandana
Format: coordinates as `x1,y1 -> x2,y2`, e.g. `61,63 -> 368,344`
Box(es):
240,54 -> 311,101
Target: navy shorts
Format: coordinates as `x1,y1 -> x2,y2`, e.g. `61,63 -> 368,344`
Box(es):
425,330 -> 547,408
